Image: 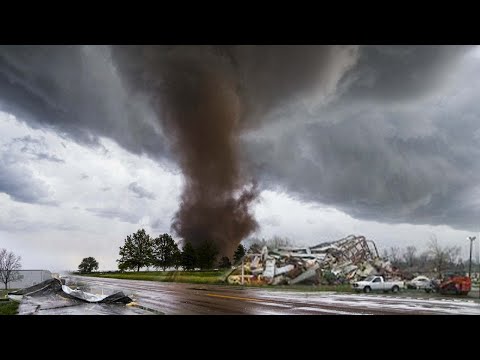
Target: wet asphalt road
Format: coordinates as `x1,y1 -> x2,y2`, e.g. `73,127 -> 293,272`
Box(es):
67,275 -> 480,315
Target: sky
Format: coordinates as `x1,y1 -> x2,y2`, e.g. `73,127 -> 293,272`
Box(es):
1,45 -> 480,271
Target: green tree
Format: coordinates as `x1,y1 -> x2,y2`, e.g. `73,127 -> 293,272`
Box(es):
218,256 -> 231,269
78,257 -> 99,273
172,247 -> 182,270
233,244 -> 246,263
117,229 -> 152,272
197,240 -> 219,269
181,242 -> 197,271
151,233 -> 179,271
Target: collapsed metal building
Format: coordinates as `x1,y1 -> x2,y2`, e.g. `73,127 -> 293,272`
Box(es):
226,235 -> 401,286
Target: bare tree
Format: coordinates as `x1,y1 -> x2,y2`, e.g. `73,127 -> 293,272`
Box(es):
381,249 -> 389,260
446,245 -> 461,265
0,248 -> 22,290
428,236 -> 448,275
418,251 -> 430,270
245,236 -> 295,252
389,246 -> 401,265
427,235 -> 460,276
267,236 -> 294,249
403,246 -> 417,267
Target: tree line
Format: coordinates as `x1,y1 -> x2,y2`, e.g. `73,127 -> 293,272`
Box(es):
381,235 -> 476,276
114,229 -> 247,272
79,231 -> 477,276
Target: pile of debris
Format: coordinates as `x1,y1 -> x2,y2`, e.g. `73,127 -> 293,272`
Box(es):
226,235 -> 402,286
8,278 -> 133,304
7,278 -> 146,315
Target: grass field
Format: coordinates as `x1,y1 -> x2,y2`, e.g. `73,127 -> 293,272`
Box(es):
0,290 -> 19,315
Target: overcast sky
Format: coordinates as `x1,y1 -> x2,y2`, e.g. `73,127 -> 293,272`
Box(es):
1,45 -> 480,271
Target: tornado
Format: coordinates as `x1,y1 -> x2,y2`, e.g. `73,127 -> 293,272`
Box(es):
110,45 -> 359,257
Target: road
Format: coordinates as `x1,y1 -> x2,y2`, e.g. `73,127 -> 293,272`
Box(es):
67,275 -> 480,315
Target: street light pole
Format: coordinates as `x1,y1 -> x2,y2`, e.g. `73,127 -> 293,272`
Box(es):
467,236 -> 476,278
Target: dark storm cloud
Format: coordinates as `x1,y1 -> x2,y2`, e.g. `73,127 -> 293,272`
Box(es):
0,45 -> 478,234
0,45 -> 169,161
85,207 -> 141,224
110,45 -> 358,255
128,182 -> 156,200
339,45 -> 473,102
110,45 -> 358,127
246,116 -> 467,225
243,45 -> 480,231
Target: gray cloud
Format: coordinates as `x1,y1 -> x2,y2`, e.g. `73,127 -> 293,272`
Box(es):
0,215 -> 79,232
0,46 -> 358,167
128,182 -> 155,200
0,137 -> 55,204
244,46 -> 480,231
0,45 -> 168,161
85,207 -> 140,224
0,45 -> 478,233
35,152 -> 64,163
150,218 -> 167,231
260,215 -> 281,227
0,156 -> 53,204
111,45 -> 359,129
340,46 -> 473,103
11,135 -> 64,163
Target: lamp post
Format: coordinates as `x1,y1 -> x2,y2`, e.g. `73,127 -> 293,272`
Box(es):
467,236 -> 476,278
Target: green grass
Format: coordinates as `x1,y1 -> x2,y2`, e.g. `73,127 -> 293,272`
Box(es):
0,290 -> 19,315
0,301 -> 19,315
86,270 -> 227,284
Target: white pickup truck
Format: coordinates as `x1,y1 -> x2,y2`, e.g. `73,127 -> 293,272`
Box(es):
352,275 -> 405,293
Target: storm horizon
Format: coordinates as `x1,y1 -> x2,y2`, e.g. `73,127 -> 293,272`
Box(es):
1,45 -> 480,271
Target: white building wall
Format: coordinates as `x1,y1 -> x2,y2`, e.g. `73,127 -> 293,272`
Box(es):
7,270 -> 52,289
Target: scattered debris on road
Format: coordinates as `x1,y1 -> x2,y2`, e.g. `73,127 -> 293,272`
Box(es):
8,278 -> 132,303
227,235 -> 402,286
7,278 -> 149,315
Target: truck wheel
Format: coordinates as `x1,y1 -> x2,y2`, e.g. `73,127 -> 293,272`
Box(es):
363,286 -> 371,293
425,288 -> 431,293
392,285 -> 400,293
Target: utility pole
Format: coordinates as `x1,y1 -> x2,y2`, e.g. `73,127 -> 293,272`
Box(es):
467,236 -> 476,278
